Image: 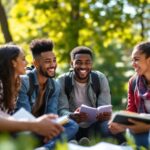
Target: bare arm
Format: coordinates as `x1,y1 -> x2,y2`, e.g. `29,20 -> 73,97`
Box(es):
125,119 -> 150,134
0,114 -> 64,141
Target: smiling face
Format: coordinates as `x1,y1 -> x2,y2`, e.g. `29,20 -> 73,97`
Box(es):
71,53 -> 92,83
131,48 -> 150,76
35,51 -> 57,78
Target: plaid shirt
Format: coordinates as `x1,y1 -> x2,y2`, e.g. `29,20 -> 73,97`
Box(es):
127,75 -> 150,113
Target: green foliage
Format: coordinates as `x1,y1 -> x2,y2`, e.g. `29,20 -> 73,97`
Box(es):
0,0 -> 150,107
0,132 -> 39,150
0,131 -> 149,150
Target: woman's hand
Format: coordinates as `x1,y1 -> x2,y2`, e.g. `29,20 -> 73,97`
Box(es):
108,122 -> 126,134
126,119 -> 150,134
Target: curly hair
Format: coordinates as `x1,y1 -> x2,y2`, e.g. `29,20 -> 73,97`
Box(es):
30,39 -> 54,59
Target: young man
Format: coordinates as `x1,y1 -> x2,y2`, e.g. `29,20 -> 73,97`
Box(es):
57,46 -> 114,141
16,39 -> 78,149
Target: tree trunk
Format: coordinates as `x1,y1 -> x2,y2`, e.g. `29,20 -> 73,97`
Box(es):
0,0 -> 13,43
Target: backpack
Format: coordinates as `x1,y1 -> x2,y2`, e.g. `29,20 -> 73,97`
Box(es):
26,66 -> 55,101
64,71 -> 100,100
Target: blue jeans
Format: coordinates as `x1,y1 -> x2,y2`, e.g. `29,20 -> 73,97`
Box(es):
76,121 -> 126,144
43,119 -> 79,150
132,132 -> 149,150
76,121 -> 111,140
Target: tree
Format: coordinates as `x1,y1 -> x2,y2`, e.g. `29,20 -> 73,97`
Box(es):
0,0 -> 13,43
0,0 -> 150,106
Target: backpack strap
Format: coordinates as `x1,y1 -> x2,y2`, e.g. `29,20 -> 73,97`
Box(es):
26,71 -> 35,102
91,71 -> 101,99
64,71 -> 101,100
64,71 -> 73,100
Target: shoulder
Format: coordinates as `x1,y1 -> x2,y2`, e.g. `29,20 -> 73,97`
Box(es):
20,74 -> 29,82
57,72 -> 70,79
128,74 -> 137,84
56,72 -> 71,83
91,70 -> 107,79
48,78 -> 60,91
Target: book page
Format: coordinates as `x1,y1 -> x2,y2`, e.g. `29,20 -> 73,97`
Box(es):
13,108 -> 36,121
53,115 -> 69,125
80,104 -> 97,122
97,105 -> 112,114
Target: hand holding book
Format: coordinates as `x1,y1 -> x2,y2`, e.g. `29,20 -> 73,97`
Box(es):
109,111 -> 150,134
111,111 -> 150,125
80,104 -> 112,123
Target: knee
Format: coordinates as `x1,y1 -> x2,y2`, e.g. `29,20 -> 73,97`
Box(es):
66,119 -> 79,133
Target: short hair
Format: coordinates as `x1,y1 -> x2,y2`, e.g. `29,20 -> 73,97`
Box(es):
30,39 -> 54,58
70,46 -> 93,60
134,41 -> 150,58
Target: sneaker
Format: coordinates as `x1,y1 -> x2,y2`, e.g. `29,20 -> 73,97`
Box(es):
69,139 -> 78,145
78,137 -> 91,146
34,147 -> 49,150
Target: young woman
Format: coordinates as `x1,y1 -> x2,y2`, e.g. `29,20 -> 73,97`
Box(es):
0,44 -> 63,141
109,41 -> 150,149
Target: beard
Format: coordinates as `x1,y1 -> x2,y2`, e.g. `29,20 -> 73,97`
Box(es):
39,66 -> 55,78
74,69 -> 90,81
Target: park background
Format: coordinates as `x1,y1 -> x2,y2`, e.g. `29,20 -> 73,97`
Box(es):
0,0 -> 150,109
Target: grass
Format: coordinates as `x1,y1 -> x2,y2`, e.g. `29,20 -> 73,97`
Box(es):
0,132 -> 149,150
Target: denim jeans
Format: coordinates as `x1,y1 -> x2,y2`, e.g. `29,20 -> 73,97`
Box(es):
76,120 -> 126,144
43,119 -> 79,150
132,132 -> 149,150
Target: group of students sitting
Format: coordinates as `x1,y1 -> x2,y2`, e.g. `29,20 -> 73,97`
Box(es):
0,38 -> 150,150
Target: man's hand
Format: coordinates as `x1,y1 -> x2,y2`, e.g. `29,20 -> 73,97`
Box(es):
96,112 -> 111,122
125,119 -> 150,134
69,112 -> 88,123
33,114 -> 64,142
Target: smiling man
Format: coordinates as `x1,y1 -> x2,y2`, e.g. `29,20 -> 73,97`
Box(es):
16,39 -> 78,150
56,46 -> 118,142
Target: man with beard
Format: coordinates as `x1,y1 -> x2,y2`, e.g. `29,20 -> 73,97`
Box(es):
57,46 -> 125,144
16,39 -> 78,150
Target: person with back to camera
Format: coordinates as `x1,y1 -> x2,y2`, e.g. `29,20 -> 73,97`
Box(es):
109,41 -> 150,149
16,39 -> 79,150
57,46 -> 126,144
0,44 -> 63,145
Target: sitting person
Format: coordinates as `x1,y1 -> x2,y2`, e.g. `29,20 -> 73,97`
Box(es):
0,44 -> 63,145
109,41 -> 150,149
56,46 -> 126,144
16,39 -> 79,149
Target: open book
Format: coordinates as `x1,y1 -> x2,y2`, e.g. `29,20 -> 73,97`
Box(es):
111,111 -> 150,125
13,108 -> 69,125
80,104 -> 112,122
